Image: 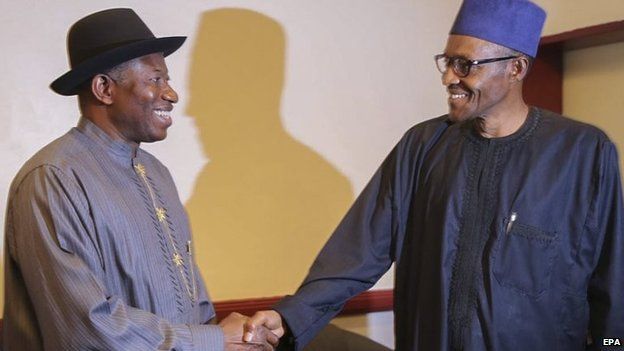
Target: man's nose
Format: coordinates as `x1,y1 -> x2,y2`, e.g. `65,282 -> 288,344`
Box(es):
441,67 -> 460,87
163,83 -> 179,103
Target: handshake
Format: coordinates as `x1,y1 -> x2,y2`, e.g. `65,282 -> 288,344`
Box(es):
219,310 -> 284,351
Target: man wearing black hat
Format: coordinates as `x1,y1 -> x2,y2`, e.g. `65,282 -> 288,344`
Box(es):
246,0 -> 624,350
3,8 -> 280,351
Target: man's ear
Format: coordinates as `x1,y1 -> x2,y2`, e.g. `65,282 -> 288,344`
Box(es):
510,56 -> 530,82
91,74 -> 115,105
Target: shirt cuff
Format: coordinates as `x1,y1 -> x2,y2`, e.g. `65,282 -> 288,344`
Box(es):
188,324 -> 224,351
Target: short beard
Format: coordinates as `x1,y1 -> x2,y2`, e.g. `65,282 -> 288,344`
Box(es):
473,116 -> 486,132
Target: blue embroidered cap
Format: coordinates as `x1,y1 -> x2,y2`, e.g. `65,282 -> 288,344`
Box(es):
450,0 -> 546,57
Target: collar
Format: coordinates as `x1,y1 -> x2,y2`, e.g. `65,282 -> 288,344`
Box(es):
76,117 -> 140,160
462,106 -> 541,145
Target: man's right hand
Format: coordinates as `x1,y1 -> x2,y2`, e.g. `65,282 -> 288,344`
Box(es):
219,312 -> 278,351
244,310 -> 285,345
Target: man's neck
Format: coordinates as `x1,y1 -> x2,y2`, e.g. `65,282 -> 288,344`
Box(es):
476,101 -> 529,139
82,113 -> 141,155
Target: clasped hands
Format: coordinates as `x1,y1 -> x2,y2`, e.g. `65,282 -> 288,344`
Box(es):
219,310 -> 284,351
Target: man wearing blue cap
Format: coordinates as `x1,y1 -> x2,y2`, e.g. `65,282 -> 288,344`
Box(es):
246,0 -> 624,350
4,8 -> 280,351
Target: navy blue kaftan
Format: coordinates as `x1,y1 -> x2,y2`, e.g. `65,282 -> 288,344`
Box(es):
275,108 -> 624,351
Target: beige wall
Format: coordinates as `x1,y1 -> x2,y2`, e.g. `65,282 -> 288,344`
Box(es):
184,8 -> 355,300
563,42 -> 624,174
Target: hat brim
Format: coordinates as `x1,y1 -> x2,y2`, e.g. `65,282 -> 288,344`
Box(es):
50,36 -> 186,96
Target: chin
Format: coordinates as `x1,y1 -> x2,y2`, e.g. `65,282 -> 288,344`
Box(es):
143,134 -> 167,143
448,111 -> 470,123
448,105 -> 481,123
150,129 -> 169,142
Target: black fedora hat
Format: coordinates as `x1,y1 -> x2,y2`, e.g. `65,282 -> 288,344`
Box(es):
50,8 -> 186,96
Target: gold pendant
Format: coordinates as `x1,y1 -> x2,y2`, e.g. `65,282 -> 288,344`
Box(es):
156,207 -> 167,222
172,253 -> 184,266
134,163 -> 146,177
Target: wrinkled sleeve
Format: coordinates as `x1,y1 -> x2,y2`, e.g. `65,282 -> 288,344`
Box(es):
8,165 -> 224,351
588,141 -> 624,348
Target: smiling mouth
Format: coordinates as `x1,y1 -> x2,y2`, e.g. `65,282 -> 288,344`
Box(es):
154,110 -> 171,117
154,110 -> 173,125
449,93 -> 468,100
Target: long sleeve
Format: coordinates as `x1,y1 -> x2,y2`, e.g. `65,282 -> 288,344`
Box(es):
587,141 -> 624,348
274,119 -> 449,350
274,151 -> 398,350
5,165 -> 223,351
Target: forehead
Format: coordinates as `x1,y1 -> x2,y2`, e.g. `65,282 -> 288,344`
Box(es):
444,34 -> 505,58
124,52 -> 169,74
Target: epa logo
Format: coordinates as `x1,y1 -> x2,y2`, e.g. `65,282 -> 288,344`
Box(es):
603,338 -> 622,346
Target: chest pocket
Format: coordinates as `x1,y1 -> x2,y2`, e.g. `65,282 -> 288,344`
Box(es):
493,221 -> 558,297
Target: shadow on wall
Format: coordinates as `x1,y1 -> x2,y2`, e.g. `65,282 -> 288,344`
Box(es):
185,9 -> 354,300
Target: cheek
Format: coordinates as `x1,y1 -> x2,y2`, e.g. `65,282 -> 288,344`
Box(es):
145,89 -> 157,100
458,77 -> 478,96
467,79 -> 496,104
132,86 -> 156,104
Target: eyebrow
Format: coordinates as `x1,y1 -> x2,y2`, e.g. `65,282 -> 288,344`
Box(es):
152,68 -> 171,77
444,53 -> 473,60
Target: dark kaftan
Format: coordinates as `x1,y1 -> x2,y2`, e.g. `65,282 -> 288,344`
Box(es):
276,108 -> 624,351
